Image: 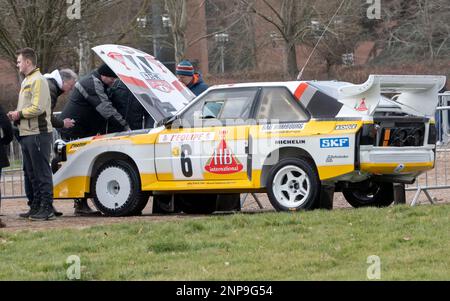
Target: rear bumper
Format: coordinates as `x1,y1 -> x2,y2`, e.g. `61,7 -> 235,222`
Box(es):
360,146 -> 435,175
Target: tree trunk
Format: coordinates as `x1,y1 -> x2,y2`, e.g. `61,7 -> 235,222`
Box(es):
78,30 -> 91,77
165,0 -> 187,64
173,29 -> 186,64
283,42 -> 298,80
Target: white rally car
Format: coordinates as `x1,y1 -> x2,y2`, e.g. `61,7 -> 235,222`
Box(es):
52,45 -> 446,216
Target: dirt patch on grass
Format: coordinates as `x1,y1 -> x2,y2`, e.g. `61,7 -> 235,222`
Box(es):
1,190 -> 448,233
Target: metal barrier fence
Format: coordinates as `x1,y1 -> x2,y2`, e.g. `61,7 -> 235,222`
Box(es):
1,130 -> 61,201
406,92 -> 450,206
2,94 -> 450,204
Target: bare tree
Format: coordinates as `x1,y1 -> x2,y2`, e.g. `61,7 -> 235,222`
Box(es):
0,0 -> 77,71
378,0 -> 450,62
164,0 -> 188,64
300,0 -> 365,78
0,0 -> 150,74
241,0 -> 314,79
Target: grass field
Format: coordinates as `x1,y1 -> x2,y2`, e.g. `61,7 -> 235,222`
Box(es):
1,204 -> 450,280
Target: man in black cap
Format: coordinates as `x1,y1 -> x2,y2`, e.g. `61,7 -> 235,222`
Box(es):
58,64 -> 130,215
59,64 -> 130,139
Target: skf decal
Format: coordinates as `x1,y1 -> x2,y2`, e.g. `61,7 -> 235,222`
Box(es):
158,132 -> 215,143
320,138 -> 350,148
205,131 -> 243,175
355,98 -> 369,112
262,123 -> 305,132
335,124 -> 358,130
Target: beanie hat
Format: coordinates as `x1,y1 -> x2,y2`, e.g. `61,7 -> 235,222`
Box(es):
98,64 -> 117,78
176,60 -> 194,76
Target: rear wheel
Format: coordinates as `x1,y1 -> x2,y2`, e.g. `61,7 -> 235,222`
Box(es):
267,158 -> 320,211
92,160 -> 146,216
342,182 -> 394,208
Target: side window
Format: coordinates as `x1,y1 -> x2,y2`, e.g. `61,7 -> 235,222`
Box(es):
205,89 -> 257,120
180,88 -> 257,127
256,87 -> 309,122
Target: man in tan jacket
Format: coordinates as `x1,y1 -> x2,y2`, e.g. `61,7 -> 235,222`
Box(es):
8,48 -> 55,221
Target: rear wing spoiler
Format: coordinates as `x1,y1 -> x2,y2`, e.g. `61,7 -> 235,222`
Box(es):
338,75 -> 447,117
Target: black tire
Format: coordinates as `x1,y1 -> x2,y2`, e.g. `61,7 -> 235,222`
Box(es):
266,158 -> 320,212
179,194 -> 218,214
342,182 -> 394,208
129,192 -> 151,216
152,195 -> 182,214
92,160 -> 145,217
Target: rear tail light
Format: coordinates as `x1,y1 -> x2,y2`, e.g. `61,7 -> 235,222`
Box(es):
428,123 -> 437,145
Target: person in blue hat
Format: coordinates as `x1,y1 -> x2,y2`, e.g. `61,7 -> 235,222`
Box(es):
176,60 -> 209,96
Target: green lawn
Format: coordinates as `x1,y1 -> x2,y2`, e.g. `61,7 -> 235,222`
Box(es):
1,204 -> 450,280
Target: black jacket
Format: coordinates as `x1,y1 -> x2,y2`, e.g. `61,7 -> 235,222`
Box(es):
59,71 -> 129,140
0,104 -> 13,168
108,80 -> 153,132
47,78 -> 65,129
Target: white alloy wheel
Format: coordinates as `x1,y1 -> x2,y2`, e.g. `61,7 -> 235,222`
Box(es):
95,166 -> 132,210
272,165 -> 311,209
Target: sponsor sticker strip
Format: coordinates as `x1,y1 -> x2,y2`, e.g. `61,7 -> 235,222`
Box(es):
261,123 -> 305,132
159,132 -> 216,143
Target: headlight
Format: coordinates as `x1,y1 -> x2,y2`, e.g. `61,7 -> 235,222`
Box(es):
54,139 -> 66,154
53,139 -> 67,161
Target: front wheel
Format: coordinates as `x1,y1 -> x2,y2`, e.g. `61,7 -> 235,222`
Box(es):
92,160 -> 146,216
267,158 -> 320,211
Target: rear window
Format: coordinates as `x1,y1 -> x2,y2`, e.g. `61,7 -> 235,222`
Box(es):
256,87 -> 308,121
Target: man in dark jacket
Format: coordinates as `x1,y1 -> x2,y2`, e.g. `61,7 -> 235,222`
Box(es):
59,64 -> 130,215
108,80 -> 153,132
59,64 -> 130,140
175,60 -> 209,96
0,104 -> 13,228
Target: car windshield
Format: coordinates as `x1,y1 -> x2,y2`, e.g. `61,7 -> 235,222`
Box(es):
180,88 -> 258,125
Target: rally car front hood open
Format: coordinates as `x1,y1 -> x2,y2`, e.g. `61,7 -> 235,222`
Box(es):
92,44 -> 195,123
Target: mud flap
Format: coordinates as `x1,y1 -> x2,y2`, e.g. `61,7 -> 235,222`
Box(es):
315,184 -> 335,210
393,183 -> 406,205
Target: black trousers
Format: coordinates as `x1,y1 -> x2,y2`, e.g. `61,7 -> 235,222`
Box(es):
20,133 -> 53,208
